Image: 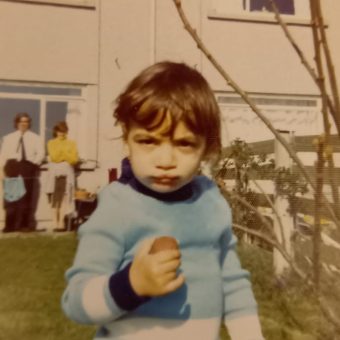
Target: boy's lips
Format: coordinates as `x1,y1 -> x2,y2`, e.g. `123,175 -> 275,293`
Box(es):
152,176 -> 179,185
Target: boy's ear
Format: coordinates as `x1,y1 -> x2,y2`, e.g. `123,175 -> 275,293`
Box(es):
119,124 -> 130,157
123,143 -> 130,158
121,123 -> 128,140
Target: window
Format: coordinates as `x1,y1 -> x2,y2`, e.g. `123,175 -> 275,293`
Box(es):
217,93 -> 321,144
248,0 -> 295,15
209,0 -> 310,23
0,83 -> 95,168
0,0 -> 95,8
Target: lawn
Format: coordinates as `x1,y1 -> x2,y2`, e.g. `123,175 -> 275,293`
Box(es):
0,234 -> 95,340
0,234 -> 338,339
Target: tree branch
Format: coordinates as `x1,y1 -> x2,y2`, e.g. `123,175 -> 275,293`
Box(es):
251,178 -> 286,250
233,223 -> 307,281
267,0 -> 340,137
171,0 -> 339,227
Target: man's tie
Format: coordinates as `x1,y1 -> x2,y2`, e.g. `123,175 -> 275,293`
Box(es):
18,135 -> 27,161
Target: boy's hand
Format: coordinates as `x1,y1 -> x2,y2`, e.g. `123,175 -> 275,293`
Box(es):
129,238 -> 185,297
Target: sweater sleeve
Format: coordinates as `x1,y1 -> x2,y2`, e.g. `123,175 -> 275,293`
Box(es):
32,134 -> 45,165
221,204 -> 264,340
62,186 -> 129,325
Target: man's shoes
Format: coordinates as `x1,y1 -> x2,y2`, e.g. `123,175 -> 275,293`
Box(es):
2,228 -> 17,233
20,227 -> 36,233
20,227 -> 46,233
53,228 -> 68,232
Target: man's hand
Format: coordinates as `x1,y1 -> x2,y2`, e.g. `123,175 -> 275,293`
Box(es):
129,238 -> 185,297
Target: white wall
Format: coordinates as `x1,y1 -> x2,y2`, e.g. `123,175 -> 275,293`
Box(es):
1,0 -> 340,227
0,0 -> 98,83
96,0 -> 156,181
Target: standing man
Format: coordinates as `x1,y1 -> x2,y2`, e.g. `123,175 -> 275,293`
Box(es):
0,112 -> 45,232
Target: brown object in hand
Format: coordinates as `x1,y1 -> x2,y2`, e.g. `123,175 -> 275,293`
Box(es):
150,236 -> 179,254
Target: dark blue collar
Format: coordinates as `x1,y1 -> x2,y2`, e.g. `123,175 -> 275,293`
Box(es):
118,158 -> 193,202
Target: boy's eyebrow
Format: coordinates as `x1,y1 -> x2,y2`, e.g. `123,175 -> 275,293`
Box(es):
133,132 -> 199,140
132,131 -> 160,139
131,128 -> 201,141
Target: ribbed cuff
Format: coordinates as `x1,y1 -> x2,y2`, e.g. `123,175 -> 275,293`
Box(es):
108,262 -> 150,311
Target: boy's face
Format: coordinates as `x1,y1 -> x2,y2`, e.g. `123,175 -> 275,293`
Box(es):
125,118 -> 206,193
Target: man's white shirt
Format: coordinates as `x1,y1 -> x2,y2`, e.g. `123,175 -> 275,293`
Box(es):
0,130 -> 45,167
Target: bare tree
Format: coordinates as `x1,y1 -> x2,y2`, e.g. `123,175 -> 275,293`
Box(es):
172,0 -> 340,333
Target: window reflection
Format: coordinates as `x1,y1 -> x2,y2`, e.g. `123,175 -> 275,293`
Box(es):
0,98 -> 40,139
250,0 -> 295,15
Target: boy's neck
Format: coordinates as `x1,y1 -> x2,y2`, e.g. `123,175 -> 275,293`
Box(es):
129,177 -> 193,202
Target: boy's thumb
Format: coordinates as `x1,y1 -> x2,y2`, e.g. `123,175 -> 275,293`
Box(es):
137,237 -> 156,255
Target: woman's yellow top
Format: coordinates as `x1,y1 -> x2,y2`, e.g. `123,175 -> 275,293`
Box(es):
47,137 -> 79,165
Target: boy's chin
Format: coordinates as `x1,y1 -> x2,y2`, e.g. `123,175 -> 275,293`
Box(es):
142,180 -> 184,194
149,184 -> 181,193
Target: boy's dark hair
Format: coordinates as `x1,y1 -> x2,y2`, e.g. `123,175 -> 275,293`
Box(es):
14,112 -> 31,129
114,61 -> 221,156
53,121 -> 68,137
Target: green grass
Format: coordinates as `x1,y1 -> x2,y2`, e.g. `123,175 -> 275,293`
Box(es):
0,235 -> 338,339
238,244 -> 339,340
0,234 -> 95,340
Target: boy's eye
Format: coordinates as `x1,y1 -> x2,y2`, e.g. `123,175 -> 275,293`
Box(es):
176,140 -> 197,148
137,138 -> 157,145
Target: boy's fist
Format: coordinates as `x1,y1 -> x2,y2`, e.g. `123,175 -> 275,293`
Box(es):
150,236 -> 179,254
129,237 -> 184,297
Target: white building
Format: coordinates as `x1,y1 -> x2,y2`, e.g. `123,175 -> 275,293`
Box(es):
0,0 -> 339,227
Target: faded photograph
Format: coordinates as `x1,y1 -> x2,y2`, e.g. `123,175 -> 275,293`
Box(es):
0,0 -> 339,339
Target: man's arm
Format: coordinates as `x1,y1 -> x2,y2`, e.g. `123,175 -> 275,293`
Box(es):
34,135 -> 45,165
0,136 -> 8,168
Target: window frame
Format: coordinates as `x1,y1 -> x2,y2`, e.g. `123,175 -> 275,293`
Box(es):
208,0 -> 311,25
216,92 -> 322,145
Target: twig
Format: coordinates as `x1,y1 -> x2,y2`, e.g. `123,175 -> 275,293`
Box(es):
312,136 -> 325,290
267,0 -> 340,137
318,296 -> 340,333
223,188 -> 275,237
309,0 -> 340,217
313,0 -> 340,130
251,178 -> 286,250
233,223 -> 307,281
172,0 -> 339,227
310,0 -> 339,211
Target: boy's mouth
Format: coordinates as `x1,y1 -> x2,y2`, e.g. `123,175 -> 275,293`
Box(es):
152,176 -> 179,185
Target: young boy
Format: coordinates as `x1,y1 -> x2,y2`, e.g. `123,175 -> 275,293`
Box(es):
62,61 -> 264,340
2,159 -> 26,232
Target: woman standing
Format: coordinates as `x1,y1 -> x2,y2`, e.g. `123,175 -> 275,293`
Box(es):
45,121 -> 79,231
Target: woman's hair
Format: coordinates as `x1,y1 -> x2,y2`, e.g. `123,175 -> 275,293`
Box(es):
14,112 -> 31,129
53,121 -> 68,137
114,61 -> 221,156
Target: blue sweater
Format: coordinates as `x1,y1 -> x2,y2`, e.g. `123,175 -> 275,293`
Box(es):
62,176 -> 260,339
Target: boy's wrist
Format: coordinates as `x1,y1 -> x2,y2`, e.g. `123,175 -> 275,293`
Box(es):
109,262 -> 150,311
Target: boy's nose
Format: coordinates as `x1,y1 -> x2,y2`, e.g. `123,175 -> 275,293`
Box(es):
155,144 -> 176,169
